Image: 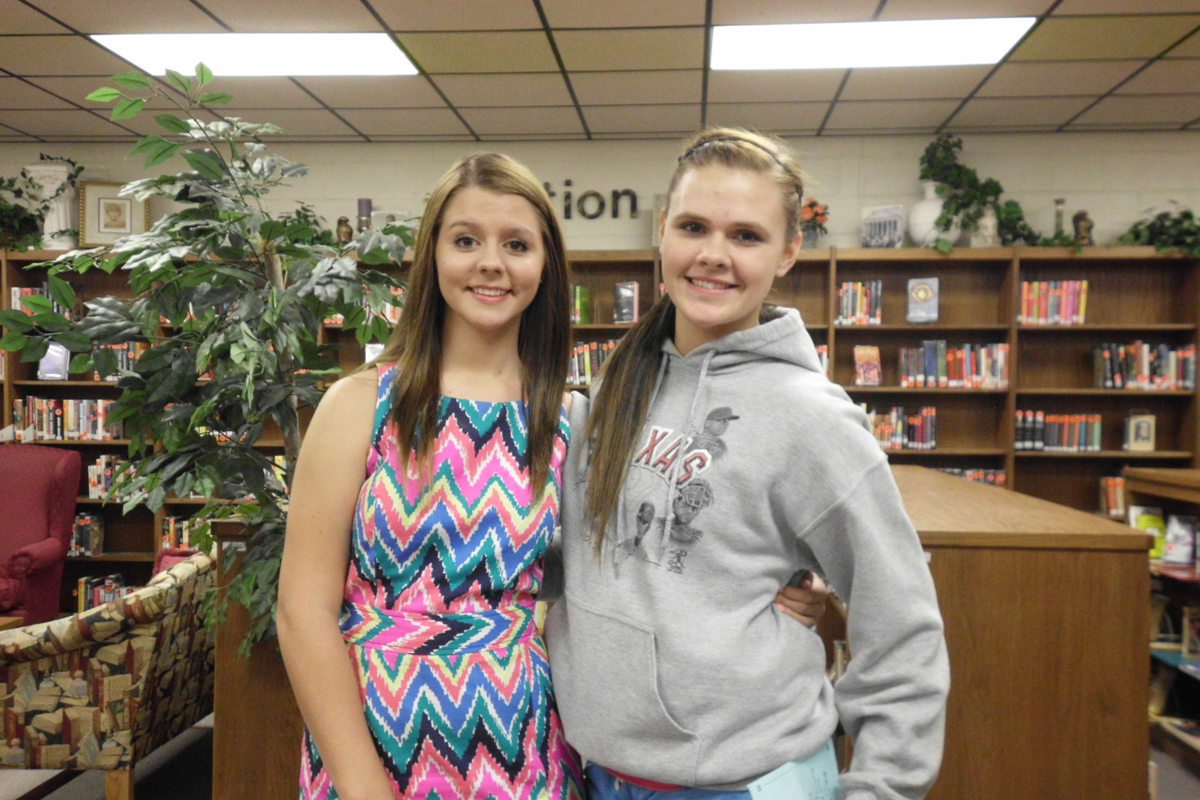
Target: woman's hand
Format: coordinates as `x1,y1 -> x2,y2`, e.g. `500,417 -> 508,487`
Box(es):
775,571 -> 830,628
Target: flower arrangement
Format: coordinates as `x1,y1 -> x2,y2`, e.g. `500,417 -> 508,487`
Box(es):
801,198 -> 829,236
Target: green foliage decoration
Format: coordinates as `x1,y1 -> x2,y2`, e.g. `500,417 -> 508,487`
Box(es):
1118,204 -> 1200,257
0,155 -> 84,250
0,65 -> 412,656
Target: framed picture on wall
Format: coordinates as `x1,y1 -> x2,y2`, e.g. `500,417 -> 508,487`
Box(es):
80,181 -> 150,246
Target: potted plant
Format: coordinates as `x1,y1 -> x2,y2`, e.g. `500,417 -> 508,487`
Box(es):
0,155 -> 84,251
1118,204 -> 1200,256
800,197 -> 829,248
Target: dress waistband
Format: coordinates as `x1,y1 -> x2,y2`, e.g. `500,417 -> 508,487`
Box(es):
338,601 -> 536,655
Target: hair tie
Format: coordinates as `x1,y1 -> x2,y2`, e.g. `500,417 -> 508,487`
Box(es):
679,137 -> 803,202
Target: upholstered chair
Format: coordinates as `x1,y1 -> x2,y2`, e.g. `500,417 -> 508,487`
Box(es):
0,552 -> 216,800
0,444 -> 80,624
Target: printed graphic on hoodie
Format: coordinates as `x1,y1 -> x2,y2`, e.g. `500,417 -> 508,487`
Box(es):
615,406 -> 740,575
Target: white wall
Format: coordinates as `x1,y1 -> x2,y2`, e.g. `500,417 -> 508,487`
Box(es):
4,131 -> 1198,251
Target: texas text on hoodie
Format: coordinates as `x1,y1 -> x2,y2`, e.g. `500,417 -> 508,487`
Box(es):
544,307 -> 950,799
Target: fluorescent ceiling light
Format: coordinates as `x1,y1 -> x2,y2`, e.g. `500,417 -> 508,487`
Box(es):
711,18 -> 1036,70
93,33 -> 417,77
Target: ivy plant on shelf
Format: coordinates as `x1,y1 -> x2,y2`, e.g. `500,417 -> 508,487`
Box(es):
918,134 -> 1070,254
0,64 -> 410,655
1118,204 -> 1200,257
0,155 -> 84,250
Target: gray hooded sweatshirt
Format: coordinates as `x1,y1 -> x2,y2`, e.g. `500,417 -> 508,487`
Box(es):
544,307 -> 949,799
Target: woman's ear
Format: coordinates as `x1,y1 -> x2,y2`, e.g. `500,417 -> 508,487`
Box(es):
778,232 -> 803,276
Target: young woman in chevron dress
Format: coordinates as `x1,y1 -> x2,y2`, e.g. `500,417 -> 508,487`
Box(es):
278,152 -> 584,799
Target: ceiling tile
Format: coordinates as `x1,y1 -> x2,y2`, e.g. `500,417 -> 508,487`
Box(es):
977,61 -> 1142,96
950,96 -> 1094,127
1053,0 -> 1200,13
953,124 -> 1062,132
711,0 -> 878,24
570,70 -> 702,106
1072,94 -> 1200,124
220,109 -> 360,137
555,28 -> 704,71
0,77 -> 75,109
1116,58 -> 1200,92
337,107 -> 469,137
823,99 -> 959,131
0,1 -> 72,33
1010,16 -> 1200,61
0,108 -> 132,137
583,104 -> 702,133
1167,29 -> 1200,56
298,76 -> 445,108
459,105 -> 582,135
208,78 -> 323,109
370,0 -> 543,31
24,0 -> 224,33
196,0 -> 382,31
25,77 -> 181,110
706,102 -> 826,133
369,134 -> 477,142
0,35 -> 136,75
840,66 -> 992,100
399,31 -> 558,73
479,133 -> 589,141
434,73 -> 572,107
541,0 -> 706,27
878,0 -> 1052,19
707,70 -> 844,103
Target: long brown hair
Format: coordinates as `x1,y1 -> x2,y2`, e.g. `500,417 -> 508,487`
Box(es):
585,128 -> 805,550
373,152 -> 570,491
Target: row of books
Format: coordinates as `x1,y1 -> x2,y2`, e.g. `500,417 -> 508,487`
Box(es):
87,454 -> 129,499
1093,341 -> 1196,391
73,573 -> 135,613
898,341 -> 1009,389
570,281 -> 640,325
69,512 -> 104,557
8,284 -> 72,318
10,396 -> 124,442
1018,279 -> 1088,325
92,342 -> 149,381
1099,475 -> 1127,520
835,280 -> 883,326
859,404 -> 937,451
935,467 -> 1007,487
1014,409 -> 1102,452
162,515 -> 209,550
567,338 -> 619,387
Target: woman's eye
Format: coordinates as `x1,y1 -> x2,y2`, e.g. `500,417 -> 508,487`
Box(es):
506,239 -> 530,253
734,230 -> 763,243
454,235 -> 477,247
680,221 -> 704,234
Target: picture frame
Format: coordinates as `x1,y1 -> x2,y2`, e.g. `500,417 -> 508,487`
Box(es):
79,181 -> 150,246
861,204 -> 905,248
1124,410 -> 1156,452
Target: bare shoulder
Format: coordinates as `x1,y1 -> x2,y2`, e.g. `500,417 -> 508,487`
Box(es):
318,368 -> 378,414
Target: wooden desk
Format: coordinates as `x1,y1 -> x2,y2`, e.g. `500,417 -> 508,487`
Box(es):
892,466 -> 1151,800
0,616 -> 22,630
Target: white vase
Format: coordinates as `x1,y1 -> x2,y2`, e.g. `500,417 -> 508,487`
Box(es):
908,180 -> 960,248
24,162 -> 78,250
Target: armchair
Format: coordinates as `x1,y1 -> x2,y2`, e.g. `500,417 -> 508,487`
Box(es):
0,552 -> 215,800
0,444 -> 80,624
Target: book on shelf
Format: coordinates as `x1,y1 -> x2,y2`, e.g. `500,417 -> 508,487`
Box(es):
69,512 -> 104,557
1098,475 -> 1126,520
612,281 -> 639,323
859,404 -> 937,451
1184,605 -> 1200,660
570,284 -> 592,324
898,341 -> 1008,389
1122,410 -> 1156,452
1129,504 -> 1167,558
73,573 -> 135,613
1094,341 -> 1196,391
836,280 -> 882,325
853,345 -> 882,386
1015,408 -> 1100,452
1019,279 -> 1088,325
935,467 -> 1007,487
1163,515 -> 1197,566
906,277 -> 939,324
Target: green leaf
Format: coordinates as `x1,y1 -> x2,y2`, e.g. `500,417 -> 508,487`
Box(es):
196,62 -> 213,88
184,150 -> 225,180
165,69 -> 192,95
56,330 -> 93,352
258,220 -> 286,241
131,135 -> 165,155
20,294 -> 53,314
0,331 -> 29,351
112,97 -> 147,120
19,337 -> 49,362
198,92 -> 233,106
48,275 -> 77,311
0,309 -> 34,333
110,71 -> 153,90
144,140 -> 183,169
86,86 -> 123,103
69,353 -> 95,375
155,113 -> 192,134
32,311 -> 70,333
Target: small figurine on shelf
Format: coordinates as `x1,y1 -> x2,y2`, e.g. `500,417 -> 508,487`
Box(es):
1072,210 -> 1094,246
357,197 -> 372,232
336,216 -> 354,244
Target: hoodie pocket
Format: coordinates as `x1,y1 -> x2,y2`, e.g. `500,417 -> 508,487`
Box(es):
551,594 -> 699,772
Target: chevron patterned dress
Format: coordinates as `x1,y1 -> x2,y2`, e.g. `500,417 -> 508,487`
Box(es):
299,364 -> 584,799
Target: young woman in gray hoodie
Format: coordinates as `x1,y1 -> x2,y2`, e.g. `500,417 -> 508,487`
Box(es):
545,128 -> 950,799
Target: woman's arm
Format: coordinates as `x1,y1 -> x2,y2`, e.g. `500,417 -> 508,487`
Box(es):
277,370 -> 393,800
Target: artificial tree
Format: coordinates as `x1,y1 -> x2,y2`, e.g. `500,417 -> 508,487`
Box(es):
0,65 -> 410,654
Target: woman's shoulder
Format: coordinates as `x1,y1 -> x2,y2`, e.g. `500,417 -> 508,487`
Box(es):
318,368 -> 379,414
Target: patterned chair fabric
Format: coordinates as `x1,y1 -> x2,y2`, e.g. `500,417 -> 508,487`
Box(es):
0,552 -> 215,789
